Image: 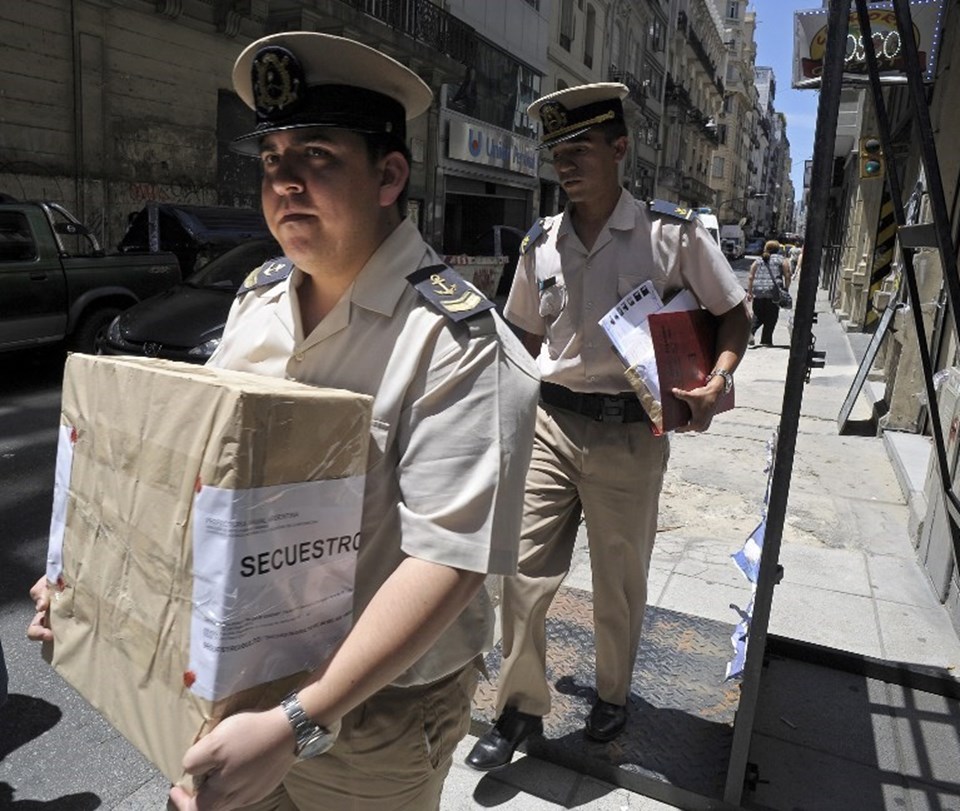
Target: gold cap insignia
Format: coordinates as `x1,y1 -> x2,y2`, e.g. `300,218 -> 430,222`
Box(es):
252,46 -> 303,118
540,102 -> 568,136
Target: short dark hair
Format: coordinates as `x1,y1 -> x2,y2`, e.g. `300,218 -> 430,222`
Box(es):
361,133 -> 412,216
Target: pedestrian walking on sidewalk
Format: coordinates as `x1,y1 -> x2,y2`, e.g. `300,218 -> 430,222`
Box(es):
465,82 -> 751,772
29,31 -> 540,811
747,240 -> 792,347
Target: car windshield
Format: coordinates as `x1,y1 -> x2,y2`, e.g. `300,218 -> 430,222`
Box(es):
187,240 -> 281,289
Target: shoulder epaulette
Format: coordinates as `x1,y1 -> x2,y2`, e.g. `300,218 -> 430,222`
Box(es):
520,218 -> 551,255
406,264 -> 495,323
237,257 -> 293,296
648,199 -> 695,221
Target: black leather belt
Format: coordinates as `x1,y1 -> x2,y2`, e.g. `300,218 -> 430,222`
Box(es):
540,382 -> 646,423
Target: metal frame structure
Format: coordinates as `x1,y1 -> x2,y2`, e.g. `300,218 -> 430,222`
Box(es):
721,0 -> 960,804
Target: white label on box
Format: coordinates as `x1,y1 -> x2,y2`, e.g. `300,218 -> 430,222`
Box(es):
189,477 -> 364,701
46,425 -> 76,583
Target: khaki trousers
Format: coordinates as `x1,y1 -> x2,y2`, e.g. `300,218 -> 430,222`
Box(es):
496,404 -> 668,717
239,665 -> 477,811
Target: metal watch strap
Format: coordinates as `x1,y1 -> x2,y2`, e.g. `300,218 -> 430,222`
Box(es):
281,691 -> 338,759
707,368 -> 733,394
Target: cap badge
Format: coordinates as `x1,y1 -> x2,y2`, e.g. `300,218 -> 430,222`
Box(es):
252,46 -> 304,118
539,102 -> 568,136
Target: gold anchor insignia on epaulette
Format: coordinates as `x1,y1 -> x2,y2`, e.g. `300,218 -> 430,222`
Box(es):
521,235 -> 531,253
431,273 -> 482,313
675,207 -> 688,216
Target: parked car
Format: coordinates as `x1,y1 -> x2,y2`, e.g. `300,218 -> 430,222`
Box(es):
118,203 -> 272,276
745,238 -> 766,256
99,238 -> 281,363
0,200 -> 181,355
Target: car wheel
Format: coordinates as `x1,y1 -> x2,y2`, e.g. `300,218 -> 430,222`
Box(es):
71,306 -> 122,355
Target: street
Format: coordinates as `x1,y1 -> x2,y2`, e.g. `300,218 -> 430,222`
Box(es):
0,345 -> 173,809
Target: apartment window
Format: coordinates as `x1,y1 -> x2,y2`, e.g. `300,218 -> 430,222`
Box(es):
557,78 -> 569,92
727,1 -> 740,20
560,0 -> 574,50
584,6 -> 596,69
643,62 -> 663,99
649,18 -> 664,52
718,124 -> 727,145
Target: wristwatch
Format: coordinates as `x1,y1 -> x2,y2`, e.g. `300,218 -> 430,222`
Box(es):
706,368 -> 734,395
280,691 -> 340,759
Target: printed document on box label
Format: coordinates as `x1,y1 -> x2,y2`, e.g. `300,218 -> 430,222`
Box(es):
190,477 -> 365,701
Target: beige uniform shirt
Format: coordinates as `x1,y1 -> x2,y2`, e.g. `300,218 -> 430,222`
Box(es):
505,190 -> 746,394
208,218 -> 540,685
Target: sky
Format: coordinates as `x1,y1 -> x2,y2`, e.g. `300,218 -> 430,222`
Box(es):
750,0 -> 821,203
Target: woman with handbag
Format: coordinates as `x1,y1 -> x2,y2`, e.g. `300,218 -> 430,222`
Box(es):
746,240 -> 792,347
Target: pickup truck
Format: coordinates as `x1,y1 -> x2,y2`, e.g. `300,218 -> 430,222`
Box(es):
0,201 -> 181,354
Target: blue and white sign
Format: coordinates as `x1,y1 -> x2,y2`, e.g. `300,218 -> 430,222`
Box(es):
448,118 -> 538,178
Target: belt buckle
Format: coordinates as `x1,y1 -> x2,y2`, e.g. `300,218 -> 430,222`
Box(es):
598,396 -> 625,423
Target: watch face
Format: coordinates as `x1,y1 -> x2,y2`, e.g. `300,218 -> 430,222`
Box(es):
298,728 -> 336,759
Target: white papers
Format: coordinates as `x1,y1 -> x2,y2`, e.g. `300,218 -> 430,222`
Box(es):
599,281 -> 663,358
190,477 -> 364,701
599,283 -> 700,407
46,424 -> 76,583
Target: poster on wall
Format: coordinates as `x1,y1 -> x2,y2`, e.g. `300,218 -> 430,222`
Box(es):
792,0 -> 947,88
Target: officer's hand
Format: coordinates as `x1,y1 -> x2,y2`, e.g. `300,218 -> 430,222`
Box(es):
671,381 -> 722,434
26,576 -> 54,643
168,708 -> 295,811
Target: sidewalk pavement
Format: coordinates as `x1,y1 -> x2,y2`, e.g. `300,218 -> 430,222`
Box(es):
440,287 -> 960,809
3,287 -> 959,809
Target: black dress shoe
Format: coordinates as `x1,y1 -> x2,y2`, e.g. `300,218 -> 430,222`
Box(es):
584,699 -> 627,742
464,707 -> 543,771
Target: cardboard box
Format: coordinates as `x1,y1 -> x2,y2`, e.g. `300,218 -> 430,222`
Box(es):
44,354 -> 372,782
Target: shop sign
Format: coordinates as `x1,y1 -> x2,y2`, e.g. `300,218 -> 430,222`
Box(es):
448,118 -> 538,177
792,0 -> 946,88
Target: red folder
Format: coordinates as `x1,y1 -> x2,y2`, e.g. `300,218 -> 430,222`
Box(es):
647,308 -> 734,432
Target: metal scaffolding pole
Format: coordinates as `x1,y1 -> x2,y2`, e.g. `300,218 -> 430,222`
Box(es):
721,0 -> 849,803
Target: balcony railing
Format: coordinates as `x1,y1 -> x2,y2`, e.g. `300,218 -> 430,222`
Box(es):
345,0 -> 478,64
665,74 -> 690,107
681,174 -> 716,205
608,67 -> 648,106
686,20 -> 724,95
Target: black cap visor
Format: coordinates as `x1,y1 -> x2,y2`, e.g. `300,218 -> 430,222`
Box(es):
232,84 -> 406,156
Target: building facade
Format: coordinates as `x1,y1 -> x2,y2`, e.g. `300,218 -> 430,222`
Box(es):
709,0 -> 756,228
657,0 -> 726,208
0,0 -> 546,257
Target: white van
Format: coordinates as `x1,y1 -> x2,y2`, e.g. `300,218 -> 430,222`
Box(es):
694,208 -> 722,251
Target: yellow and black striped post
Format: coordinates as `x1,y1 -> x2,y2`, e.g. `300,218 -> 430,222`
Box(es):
864,187 -> 897,331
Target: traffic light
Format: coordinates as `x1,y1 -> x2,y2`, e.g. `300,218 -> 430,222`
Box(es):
859,136 -> 885,179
